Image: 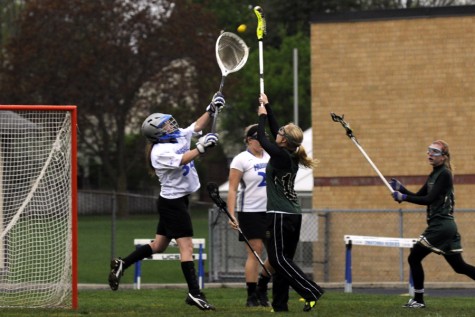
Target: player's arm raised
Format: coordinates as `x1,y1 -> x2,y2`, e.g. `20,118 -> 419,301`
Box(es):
181,132 -> 219,165
195,92 -> 225,132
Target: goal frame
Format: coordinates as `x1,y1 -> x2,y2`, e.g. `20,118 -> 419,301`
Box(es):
0,105 -> 78,309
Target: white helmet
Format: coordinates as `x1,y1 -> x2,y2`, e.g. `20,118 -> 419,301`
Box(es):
141,113 -> 179,143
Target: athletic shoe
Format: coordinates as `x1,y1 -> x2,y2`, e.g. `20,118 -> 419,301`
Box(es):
186,292 -> 216,311
108,258 -> 124,291
403,298 -> 426,308
303,300 -> 317,312
246,293 -> 260,307
303,285 -> 325,312
256,289 -> 270,307
270,307 -> 289,312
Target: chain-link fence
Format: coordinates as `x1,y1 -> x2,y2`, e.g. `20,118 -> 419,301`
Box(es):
209,208 -> 475,285
79,190 -> 158,215
78,190 -> 475,285
208,208 -> 320,282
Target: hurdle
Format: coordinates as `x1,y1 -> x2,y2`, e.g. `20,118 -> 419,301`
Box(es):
344,235 -> 417,294
133,238 -> 206,290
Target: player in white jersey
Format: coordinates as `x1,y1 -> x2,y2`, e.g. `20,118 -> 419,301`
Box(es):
108,92 -> 225,311
227,124 -> 272,307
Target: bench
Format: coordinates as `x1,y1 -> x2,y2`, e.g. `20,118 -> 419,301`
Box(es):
133,238 -> 206,290
344,235 -> 417,294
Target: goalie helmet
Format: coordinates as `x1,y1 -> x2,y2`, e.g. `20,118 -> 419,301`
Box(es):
141,113 -> 179,143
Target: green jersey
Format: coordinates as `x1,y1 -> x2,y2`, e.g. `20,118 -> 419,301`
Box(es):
265,150 -> 302,214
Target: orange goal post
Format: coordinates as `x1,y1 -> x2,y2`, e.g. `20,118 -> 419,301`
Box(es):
0,105 -> 77,309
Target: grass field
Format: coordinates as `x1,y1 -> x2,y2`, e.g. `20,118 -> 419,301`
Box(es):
78,208 -> 211,284
3,288 -> 475,316
3,210 -> 475,315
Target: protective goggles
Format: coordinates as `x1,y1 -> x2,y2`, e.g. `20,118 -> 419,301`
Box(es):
278,126 -> 287,137
427,147 -> 443,157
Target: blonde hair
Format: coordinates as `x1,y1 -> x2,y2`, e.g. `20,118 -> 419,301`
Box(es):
284,123 -> 319,169
432,139 -> 453,173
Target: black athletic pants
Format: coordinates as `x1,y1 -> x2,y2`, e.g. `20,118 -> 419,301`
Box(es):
409,243 -> 475,290
266,213 -> 323,311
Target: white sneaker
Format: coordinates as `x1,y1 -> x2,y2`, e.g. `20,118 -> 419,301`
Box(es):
403,298 -> 426,308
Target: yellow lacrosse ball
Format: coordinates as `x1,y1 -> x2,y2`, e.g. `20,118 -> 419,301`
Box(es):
237,24 -> 247,33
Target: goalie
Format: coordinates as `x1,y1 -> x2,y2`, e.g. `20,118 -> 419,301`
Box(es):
107,92 -> 225,311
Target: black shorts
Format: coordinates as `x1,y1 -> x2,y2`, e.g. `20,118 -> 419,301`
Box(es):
237,212 -> 267,241
156,195 -> 193,239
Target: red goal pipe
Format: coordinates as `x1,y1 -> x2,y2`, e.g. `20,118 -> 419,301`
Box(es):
0,105 -> 79,309
70,106 -> 78,309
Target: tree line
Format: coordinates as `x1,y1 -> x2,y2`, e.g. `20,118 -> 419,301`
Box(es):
0,0 -> 473,214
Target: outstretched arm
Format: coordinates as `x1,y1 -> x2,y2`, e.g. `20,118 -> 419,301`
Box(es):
259,93 -> 280,137
405,171 -> 451,205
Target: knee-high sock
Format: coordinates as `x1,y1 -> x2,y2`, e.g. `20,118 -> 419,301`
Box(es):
122,244 -> 153,270
181,261 -> 200,295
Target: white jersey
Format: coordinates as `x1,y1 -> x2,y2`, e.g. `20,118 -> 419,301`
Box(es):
230,150 -> 270,212
150,122 -> 201,199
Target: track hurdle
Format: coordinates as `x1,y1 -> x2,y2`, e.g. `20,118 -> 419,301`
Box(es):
344,235 -> 417,294
133,238 -> 206,290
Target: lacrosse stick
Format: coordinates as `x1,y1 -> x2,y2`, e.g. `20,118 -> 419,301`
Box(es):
207,182 -> 272,277
254,6 -> 266,97
212,32 -> 249,132
331,113 -> 394,194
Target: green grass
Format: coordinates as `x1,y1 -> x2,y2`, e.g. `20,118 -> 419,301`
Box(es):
5,211 -> 475,315
78,208 -> 210,284
2,289 -> 475,316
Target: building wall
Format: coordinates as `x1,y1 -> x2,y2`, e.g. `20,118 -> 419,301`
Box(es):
310,7 -> 475,283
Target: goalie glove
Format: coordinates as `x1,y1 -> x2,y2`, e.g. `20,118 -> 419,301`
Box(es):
206,92 -> 225,117
196,133 -> 218,154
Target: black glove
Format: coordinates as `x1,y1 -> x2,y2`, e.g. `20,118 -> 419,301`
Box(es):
196,133 -> 219,154
206,92 -> 225,117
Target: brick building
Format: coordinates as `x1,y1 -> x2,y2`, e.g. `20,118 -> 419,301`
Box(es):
310,6 -> 475,284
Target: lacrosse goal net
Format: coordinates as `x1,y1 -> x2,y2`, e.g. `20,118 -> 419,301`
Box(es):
0,106 -> 77,309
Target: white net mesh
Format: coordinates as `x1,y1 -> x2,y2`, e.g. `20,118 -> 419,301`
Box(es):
216,32 -> 249,74
0,108 -> 74,308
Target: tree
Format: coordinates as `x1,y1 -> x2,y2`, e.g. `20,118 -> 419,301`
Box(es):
0,0 -> 221,215
0,0 -> 25,46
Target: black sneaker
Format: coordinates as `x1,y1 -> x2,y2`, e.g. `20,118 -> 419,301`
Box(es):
108,258 -> 124,291
186,292 -> 216,311
256,289 -> 270,307
303,300 -> 317,312
403,298 -> 426,308
303,285 -> 324,312
246,293 -> 260,307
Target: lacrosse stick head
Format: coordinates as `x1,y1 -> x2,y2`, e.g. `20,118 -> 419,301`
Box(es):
254,6 -> 266,40
207,182 -> 226,208
216,32 -> 249,77
330,112 -> 353,138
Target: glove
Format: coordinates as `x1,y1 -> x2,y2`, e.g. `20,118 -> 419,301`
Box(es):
206,92 -> 225,117
196,133 -> 218,154
389,178 -> 406,192
392,191 -> 407,203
